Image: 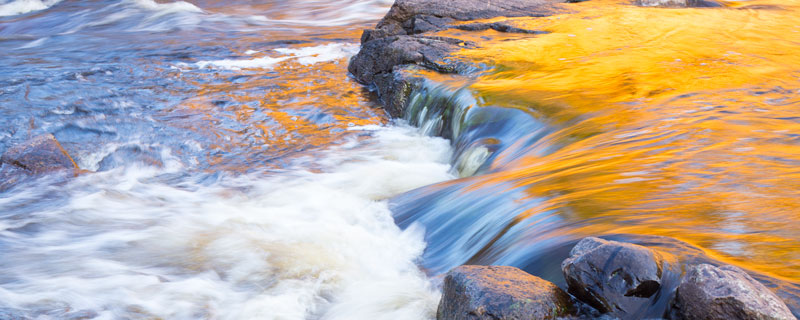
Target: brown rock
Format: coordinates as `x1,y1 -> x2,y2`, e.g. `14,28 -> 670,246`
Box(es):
0,134 -> 77,174
673,264 -> 795,320
437,265 -> 575,320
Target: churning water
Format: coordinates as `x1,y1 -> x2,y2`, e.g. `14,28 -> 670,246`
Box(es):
0,0 -> 454,318
1,0 -> 799,319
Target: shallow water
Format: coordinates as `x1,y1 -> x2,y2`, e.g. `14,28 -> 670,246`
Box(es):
1,0 -> 799,318
1,0 -> 454,318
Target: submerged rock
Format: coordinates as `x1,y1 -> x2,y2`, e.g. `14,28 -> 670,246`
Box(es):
561,237 -> 668,318
635,0 -> 721,7
454,22 -> 547,34
437,265 -> 575,320
0,134 -> 77,174
0,134 -> 78,192
673,264 -> 795,320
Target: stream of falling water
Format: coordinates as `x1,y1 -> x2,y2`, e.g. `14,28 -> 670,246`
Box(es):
1,0 -> 800,318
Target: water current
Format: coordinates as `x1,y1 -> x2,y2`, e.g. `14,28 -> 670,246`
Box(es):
0,0 -> 798,319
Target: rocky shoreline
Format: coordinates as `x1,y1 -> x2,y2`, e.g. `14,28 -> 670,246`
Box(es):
348,0 -> 799,319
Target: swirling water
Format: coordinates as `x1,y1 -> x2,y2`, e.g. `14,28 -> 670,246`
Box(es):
0,0 -> 453,319
1,0 -> 800,319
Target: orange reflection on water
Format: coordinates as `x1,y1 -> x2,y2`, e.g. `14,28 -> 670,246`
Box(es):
162,52 -> 385,172
450,0 -> 800,280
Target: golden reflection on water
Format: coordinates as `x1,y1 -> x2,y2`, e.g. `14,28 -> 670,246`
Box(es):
451,0 -> 800,280
158,30 -> 385,171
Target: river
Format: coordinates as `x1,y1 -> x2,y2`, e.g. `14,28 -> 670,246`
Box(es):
0,0 -> 798,319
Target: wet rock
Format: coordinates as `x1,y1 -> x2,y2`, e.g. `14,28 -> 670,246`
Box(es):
672,264 -> 795,320
349,35 -> 472,85
372,65 -> 426,117
349,35 -> 475,117
368,0 -> 562,41
561,237 -> 667,318
437,265 -> 575,320
454,22 -> 547,34
350,0 -> 563,117
0,134 -> 77,174
635,0 -> 721,7
0,163 -> 28,192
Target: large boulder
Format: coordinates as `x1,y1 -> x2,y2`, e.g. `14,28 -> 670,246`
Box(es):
348,36 -> 472,117
561,237 -> 670,318
364,0 -> 561,41
437,265 -> 575,320
0,134 -> 77,174
349,0 -> 562,117
672,264 -> 795,320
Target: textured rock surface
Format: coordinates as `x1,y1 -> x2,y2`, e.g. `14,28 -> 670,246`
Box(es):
0,134 -> 77,174
349,0 -> 561,117
561,237 -> 666,318
437,265 -> 575,320
366,0 -> 561,41
635,0 -> 721,7
673,264 -> 795,320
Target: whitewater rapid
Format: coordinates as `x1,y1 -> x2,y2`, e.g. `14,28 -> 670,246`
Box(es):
0,125 -> 453,319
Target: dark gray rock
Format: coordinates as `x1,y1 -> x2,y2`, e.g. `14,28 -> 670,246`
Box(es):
437,265 -> 575,320
350,0 -> 563,117
454,22 -> 547,34
348,35 -> 474,117
0,134 -> 77,174
372,65 -> 426,117
561,237 -> 668,318
673,264 -> 795,320
635,0 -> 721,7
370,0 -> 562,41
349,35 -> 472,84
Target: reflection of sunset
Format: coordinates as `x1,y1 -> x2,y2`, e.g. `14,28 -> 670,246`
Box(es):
163,57 -> 386,171
430,0 -> 800,281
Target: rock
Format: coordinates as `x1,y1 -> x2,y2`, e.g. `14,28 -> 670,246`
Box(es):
673,264 -> 795,320
561,237 -> 668,318
0,134 -> 77,174
348,35 -> 474,117
454,22 -> 547,34
349,35 -> 471,85
0,163 -> 29,192
372,65 -> 426,117
437,265 -> 575,320
369,0 -> 562,41
635,0 -> 721,7
350,0 -> 564,117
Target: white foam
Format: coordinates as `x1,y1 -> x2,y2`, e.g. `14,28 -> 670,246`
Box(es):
195,55 -> 291,71
131,0 -> 202,14
0,0 -> 61,17
248,0 -> 395,27
0,124 -> 453,319
275,43 -> 360,66
195,43 -> 359,70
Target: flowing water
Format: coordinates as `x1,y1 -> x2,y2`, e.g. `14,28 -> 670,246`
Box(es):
0,0 -> 799,319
